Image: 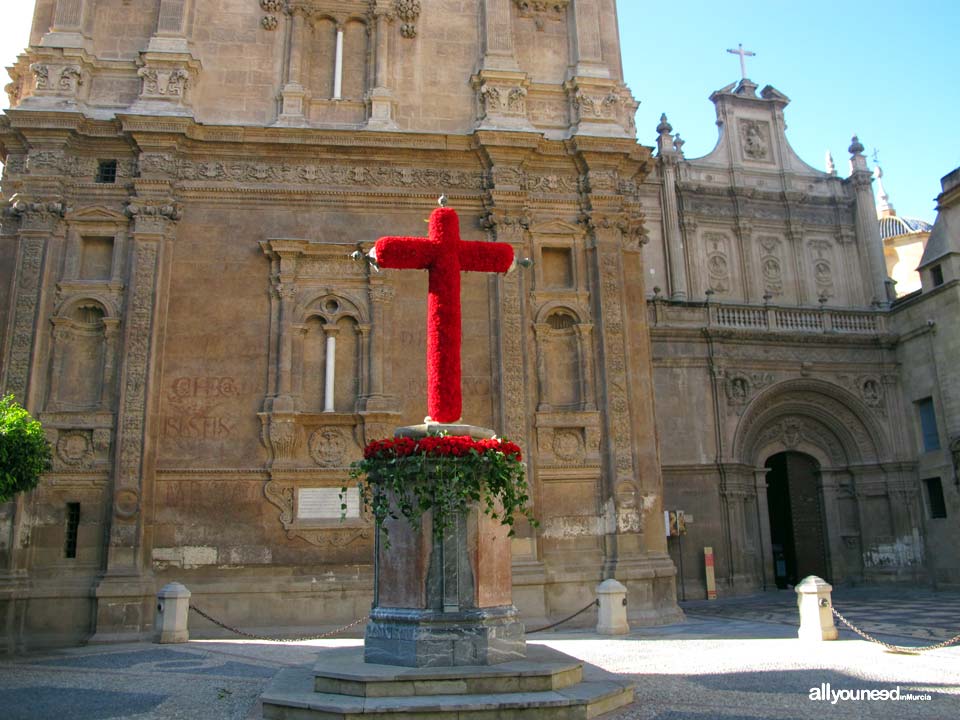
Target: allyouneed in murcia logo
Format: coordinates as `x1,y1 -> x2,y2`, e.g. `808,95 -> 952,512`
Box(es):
809,684 -> 932,704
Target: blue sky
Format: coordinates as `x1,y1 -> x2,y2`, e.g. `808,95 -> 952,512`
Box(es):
618,1 -> 959,221
2,2 -> 957,220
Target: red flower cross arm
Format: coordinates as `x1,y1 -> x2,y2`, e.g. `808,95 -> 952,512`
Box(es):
458,240 -> 514,273
374,236 -> 436,269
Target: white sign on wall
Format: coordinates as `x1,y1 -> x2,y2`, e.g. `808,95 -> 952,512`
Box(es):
298,487 -> 359,520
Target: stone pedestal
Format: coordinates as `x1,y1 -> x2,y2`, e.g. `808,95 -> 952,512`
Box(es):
364,423 -> 526,667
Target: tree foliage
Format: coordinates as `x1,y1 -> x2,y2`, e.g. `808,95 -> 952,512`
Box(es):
0,395 -> 52,503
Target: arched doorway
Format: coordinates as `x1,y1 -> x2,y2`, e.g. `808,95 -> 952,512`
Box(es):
765,452 -> 830,588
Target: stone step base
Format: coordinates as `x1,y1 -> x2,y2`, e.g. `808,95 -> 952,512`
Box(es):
261,647 -> 634,720
312,645 -> 583,697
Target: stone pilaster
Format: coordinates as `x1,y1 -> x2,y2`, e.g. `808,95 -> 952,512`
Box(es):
132,0 -> 201,116
276,3 -> 311,125
366,1 -> 398,129
91,197 -> 180,643
40,0 -> 92,51
1,198 -> 66,404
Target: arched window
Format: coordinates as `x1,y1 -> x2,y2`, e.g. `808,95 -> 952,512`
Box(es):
298,296 -> 362,414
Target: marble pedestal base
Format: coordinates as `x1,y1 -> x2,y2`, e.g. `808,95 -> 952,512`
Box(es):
364,605 -> 525,667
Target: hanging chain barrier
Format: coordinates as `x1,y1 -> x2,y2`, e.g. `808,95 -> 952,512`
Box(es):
190,605 -> 369,643
189,598 -> 598,643
527,599 -> 599,634
831,607 -> 960,654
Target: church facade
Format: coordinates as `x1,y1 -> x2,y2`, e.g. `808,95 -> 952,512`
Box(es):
0,0 -> 955,652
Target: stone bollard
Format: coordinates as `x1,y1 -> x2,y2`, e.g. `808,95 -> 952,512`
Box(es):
155,582 -> 191,643
795,575 -> 838,641
596,579 -> 629,635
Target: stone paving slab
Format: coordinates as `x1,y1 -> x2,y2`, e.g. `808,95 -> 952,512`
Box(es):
0,587 -> 958,719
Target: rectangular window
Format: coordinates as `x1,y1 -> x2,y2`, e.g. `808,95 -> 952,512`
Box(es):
95,159 -> 118,184
917,397 -> 941,452
923,478 -> 947,519
64,502 -> 80,559
931,264 -> 944,287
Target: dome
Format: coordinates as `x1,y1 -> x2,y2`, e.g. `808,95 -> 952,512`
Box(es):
879,215 -> 933,240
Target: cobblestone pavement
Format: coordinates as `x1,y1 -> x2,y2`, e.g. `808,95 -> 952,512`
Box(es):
0,587 -> 957,719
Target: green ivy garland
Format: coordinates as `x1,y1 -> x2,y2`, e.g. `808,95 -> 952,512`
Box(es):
343,434 -> 537,544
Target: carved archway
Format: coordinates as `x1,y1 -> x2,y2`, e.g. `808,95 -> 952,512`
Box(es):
734,378 -> 887,469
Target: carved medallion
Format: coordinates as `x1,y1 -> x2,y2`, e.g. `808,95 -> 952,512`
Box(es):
56,430 -> 93,467
552,429 -> 584,462
309,427 -> 348,467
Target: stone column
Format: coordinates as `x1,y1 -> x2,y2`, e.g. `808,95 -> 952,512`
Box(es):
322,324 -> 338,412
46,322 -> 70,411
333,24 -> 344,100
848,137 -> 891,306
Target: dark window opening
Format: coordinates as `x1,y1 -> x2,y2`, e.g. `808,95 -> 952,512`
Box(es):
64,502 -> 80,559
917,397 -> 941,452
923,478 -> 947,519
931,264 -> 944,287
95,160 -> 118,184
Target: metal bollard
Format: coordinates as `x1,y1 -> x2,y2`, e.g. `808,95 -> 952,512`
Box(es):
155,582 -> 191,643
795,575 -> 838,641
596,578 -> 630,635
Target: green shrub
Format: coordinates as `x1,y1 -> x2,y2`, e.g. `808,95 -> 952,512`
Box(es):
0,395 -> 52,503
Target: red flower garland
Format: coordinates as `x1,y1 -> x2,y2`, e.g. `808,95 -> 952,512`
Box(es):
363,435 -> 522,462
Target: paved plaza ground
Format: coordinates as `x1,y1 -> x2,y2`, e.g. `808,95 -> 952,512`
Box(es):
2,586 -> 958,720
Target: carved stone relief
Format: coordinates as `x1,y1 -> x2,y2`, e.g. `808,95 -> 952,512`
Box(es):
703,231 -> 732,294
513,0 -> 570,31
758,235 -> 784,297
308,427 -> 348,467
724,370 -> 774,412
739,119 -> 772,162
808,238 -> 835,299
395,0 -> 421,38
